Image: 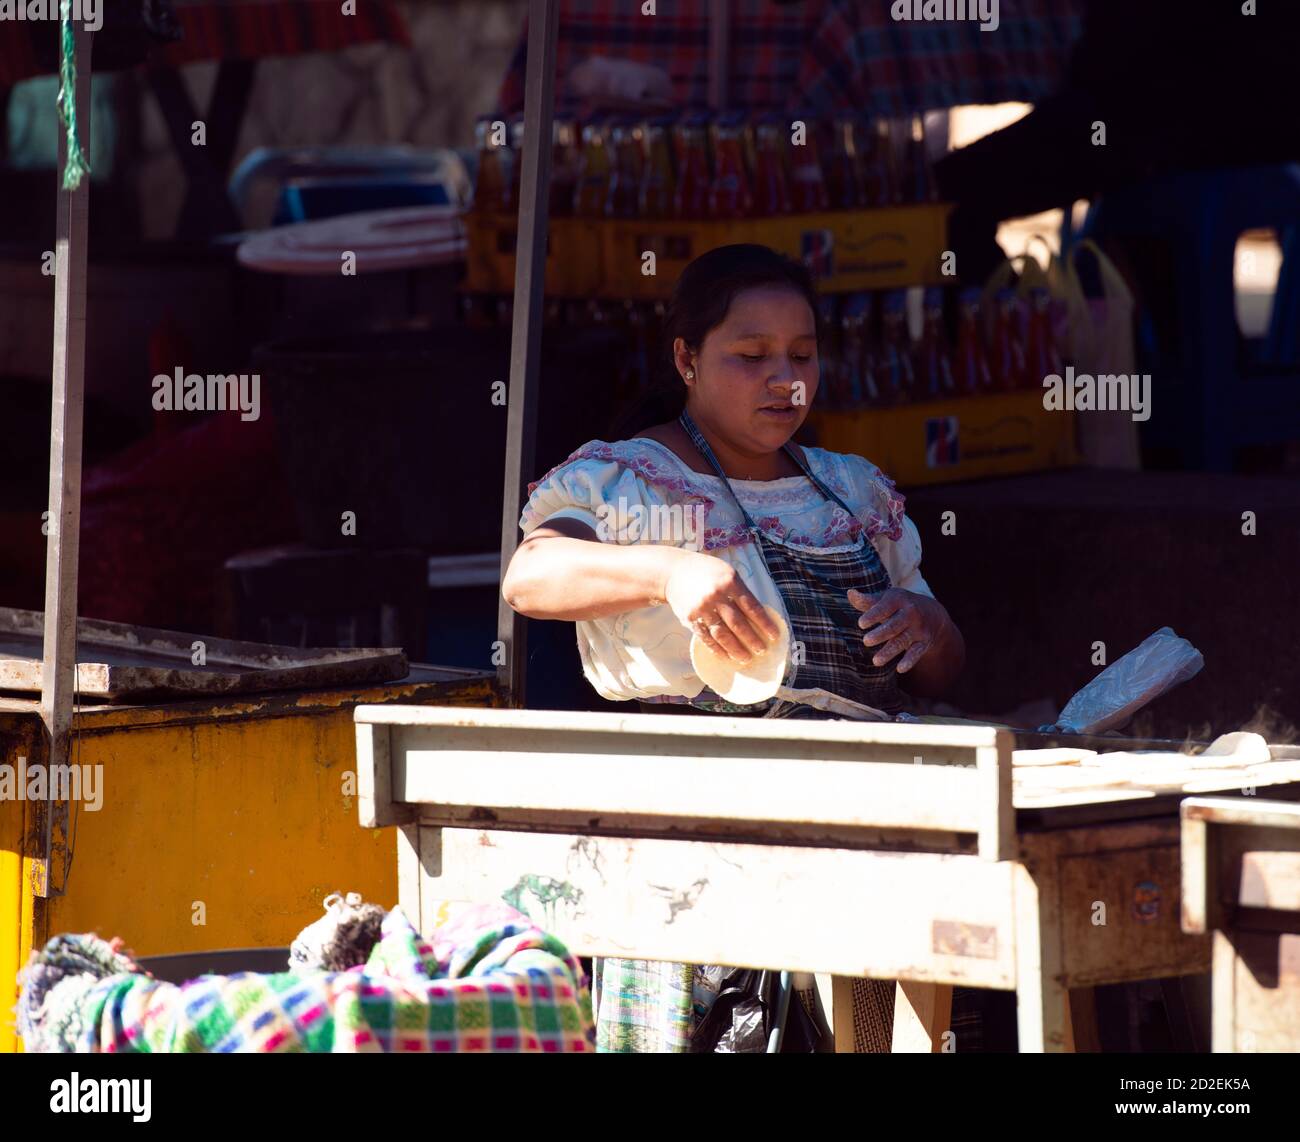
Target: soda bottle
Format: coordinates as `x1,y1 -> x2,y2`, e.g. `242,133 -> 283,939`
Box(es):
876,118 -> 904,205
788,112 -> 829,212
990,288 -> 1028,390
877,290 -> 915,404
573,117 -> 612,217
740,112 -> 760,191
460,293 -> 491,330
817,293 -> 841,406
904,113 -> 935,204
473,113 -> 509,214
1022,286 -> 1063,391
827,117 -> 865,210
858,117 -> 890,207
858,293 -> 883,406
669,108 -> 689,172
672,111 -> 711,219
625,300 -> 656,395
753,113 -> 791,216
638,117 -> 676,219
953,287 -> 993,395
708,110 -> 754,218
549,117 -> 580,217
649,300 -> 669,361
917,287 -> 955,401
605,117 -> 644,218
841,292 -> 877,406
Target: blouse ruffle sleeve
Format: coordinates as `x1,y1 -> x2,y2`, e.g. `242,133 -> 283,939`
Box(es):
513,441 -> 789,702
515,444 -> 706,701
519,451 -> 623,535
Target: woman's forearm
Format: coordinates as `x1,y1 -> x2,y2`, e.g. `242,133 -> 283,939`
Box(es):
503,529 -> 690,621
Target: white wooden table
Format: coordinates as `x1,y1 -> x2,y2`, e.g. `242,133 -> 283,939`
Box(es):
1182,796 -> 1300,1051
355,706 -> 1300,1052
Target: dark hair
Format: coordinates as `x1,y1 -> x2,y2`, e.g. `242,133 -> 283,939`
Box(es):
610,244 -> 821,436
665,243 -> 820,359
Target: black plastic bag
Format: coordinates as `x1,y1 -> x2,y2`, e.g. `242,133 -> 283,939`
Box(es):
691,968 -> 825,1053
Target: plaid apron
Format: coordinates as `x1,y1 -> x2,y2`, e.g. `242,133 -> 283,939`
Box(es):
594,415 -> 908,1051
677,410 -> 906,718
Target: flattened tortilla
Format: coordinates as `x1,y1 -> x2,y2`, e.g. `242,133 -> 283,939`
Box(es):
689,605 -> 789,704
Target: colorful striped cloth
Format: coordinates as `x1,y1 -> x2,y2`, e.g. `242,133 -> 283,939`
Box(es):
592,958 -> 695,1053
497,0 -> 1083,117
18,902 -> 594,1054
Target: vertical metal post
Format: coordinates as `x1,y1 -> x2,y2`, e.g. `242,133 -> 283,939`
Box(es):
37,21 -> 93,898
708,0 -> 730,112
496,0 -> 560,707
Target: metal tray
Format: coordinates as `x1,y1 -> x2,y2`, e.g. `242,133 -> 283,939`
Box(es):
0,607 -> 408,700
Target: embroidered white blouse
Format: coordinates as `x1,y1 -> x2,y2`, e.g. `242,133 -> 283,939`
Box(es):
518,436 -> 934,702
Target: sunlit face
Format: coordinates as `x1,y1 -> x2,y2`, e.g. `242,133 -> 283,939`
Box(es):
675,286 -> 820,455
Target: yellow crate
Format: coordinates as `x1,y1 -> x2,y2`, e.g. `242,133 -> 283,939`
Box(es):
464,204 -> 951,299
601,218 -> 759,300
760,204 -> 953,293
804,390 -> 1078,487
463,212 -> 605,296
465,210 -> 509,292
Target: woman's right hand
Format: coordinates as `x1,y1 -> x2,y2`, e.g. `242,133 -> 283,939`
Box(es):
662,551 -> 781,665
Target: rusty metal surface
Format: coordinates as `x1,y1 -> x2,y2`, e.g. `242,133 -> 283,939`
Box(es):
0,607 -> 409,700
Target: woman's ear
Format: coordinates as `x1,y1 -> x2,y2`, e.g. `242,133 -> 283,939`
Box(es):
672,337 -> 696,385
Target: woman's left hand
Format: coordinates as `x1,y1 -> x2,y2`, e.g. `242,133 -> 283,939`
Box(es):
848,587 -> 949,675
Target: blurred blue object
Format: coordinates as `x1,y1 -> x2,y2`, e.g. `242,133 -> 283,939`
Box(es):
273,175 -> 454,225
228,145 -> 471,227
1081,164 -> 1300,471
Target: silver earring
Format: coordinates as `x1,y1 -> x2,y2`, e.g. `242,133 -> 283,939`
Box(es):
685,369 -> 695,379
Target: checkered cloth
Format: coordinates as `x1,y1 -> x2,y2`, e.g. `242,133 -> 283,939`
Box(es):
497,0 -> 1083,116
0,0 -> 408,86
159,0 -> 409,67
676,410 -> 906,717
18,902 -> 594,1053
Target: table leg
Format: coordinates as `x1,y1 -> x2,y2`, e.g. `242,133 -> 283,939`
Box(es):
1013,859 -> 1069,1051
1212,930 -> 1236,1052
1064,987 -> 1100,1052
828,975 -> 856,1052
892,981 -> 955,1052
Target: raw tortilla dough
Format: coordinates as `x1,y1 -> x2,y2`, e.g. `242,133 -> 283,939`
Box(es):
689,605 -> 789,705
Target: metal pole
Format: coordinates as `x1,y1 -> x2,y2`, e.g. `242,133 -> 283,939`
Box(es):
496,0 -> 560,707
37,20 -> 93,899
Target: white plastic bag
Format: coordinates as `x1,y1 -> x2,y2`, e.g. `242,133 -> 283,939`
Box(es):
1054,238 -> 1141,469
982,236 -> 1141,469
567,56 -> 673,106
1039,627 -> 1204,735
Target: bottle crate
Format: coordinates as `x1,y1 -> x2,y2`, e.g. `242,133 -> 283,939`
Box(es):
803,390 -> 1079,488
464,203 -> 952,299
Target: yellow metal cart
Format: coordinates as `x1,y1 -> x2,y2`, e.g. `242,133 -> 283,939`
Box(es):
0,665 -> 494,1054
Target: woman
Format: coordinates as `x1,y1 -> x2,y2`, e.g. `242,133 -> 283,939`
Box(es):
503,244 -> 965,1051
